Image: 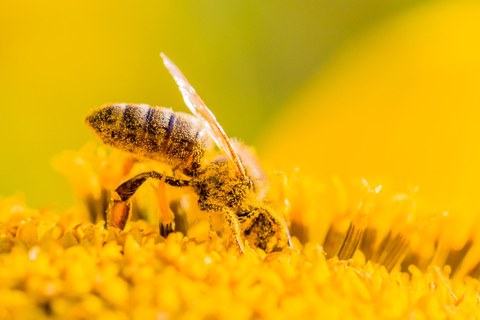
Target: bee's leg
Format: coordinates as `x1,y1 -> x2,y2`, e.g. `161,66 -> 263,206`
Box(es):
108,192 -> 132,230
114,171 -> 190,202
199,203 -> 245,254
223,208 -> 246,254
108,171 -> 190,230
156,175 -> 175,238
168,200 -> 189,235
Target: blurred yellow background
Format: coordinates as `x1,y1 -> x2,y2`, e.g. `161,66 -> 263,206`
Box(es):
263,0 -> 480,217
1,0 -> 474,210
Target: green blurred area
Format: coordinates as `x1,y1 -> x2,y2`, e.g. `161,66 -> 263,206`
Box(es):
0,0 -> 426,207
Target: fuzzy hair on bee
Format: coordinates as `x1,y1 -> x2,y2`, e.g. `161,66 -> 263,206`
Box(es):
85,104 -> 211,177
85,53 -> 292,253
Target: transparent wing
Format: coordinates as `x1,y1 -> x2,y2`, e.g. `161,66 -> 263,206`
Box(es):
161,53 -> 248,181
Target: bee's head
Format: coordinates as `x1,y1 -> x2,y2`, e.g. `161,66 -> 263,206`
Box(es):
240,205 -> 291,253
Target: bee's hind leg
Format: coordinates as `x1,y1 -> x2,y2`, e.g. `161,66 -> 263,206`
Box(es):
108,193 -> 133,230
108,171 -> 190,230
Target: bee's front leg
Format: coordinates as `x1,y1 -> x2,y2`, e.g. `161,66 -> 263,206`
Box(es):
223,208 -> 246,254
200,203 -> 246,254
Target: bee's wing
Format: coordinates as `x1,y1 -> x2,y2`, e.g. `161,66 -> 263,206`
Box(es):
161,53 -> 248,181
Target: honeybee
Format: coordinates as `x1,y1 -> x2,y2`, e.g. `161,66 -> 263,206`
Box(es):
85,53 -> 292,253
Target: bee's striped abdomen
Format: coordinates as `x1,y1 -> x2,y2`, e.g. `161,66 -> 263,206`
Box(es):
85,104 -> 210,175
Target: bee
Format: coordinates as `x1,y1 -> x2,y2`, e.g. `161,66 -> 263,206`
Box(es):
85,53 -> 292,253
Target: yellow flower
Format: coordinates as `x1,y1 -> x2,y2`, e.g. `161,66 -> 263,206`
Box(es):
2,142 -> 480,319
